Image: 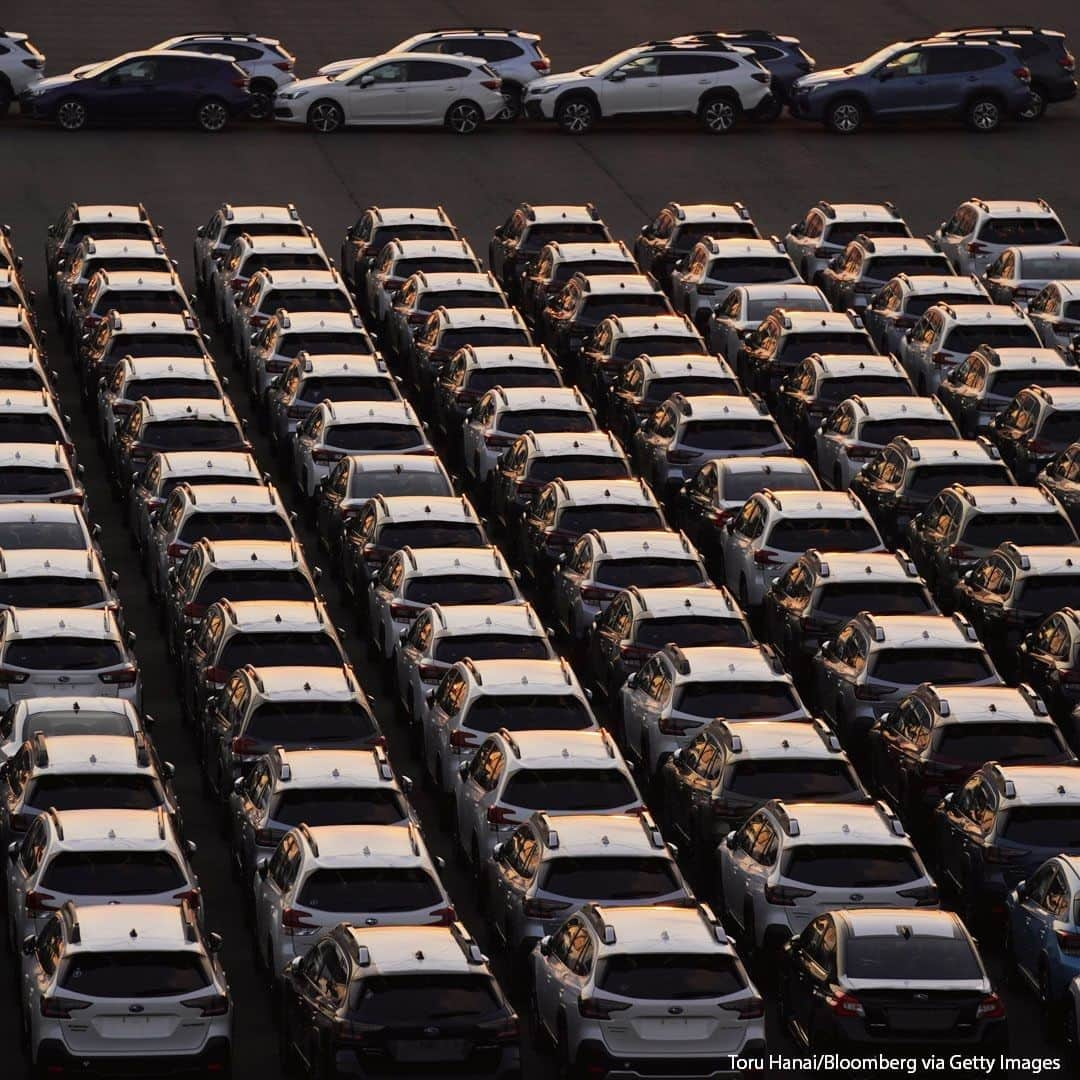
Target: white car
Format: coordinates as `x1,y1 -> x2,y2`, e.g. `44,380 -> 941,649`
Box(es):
524,37 -> 772,134
933,197 -> 1069,275
0,696 -> 147,764
364,237 -> 481,324
0,441 -> 84,506
275,52 -> 505,134
0,29 -> 45,111
706,283 -> 829,360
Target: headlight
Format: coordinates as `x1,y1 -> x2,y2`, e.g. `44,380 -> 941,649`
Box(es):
807,83 -> 831,94
279,89 -> 309,101
528,86 -> 557,97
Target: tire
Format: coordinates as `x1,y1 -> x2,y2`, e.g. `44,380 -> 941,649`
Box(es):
825,97 -> 864,134
698,94 -> 738,134
196,98 -> 229,133
1019,84 -> 1047,122
55,97 -> 88,132
445,100 -> 483,135
556,96 -> 597,135
248,81 -> 276,121
497,83 -> 523,122
966,96 -> 1002,133
307,99 -> 344,134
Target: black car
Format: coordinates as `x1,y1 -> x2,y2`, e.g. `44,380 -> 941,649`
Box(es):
1019,608 -> 1080,730
21,51 -> 251,132
779,909 -> 1007,1052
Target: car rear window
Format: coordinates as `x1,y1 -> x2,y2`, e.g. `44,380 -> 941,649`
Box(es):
826,222 -> 911,246
242,253 -> 326,275
613,336 -> 705,361
905,292 -> 990,317
348,974 -> 501,1023
218,632 -> 342,671
88,257 -> 170,277
42,851 -> 185,896
777,334 -> 870,363
124,379 -> 220,401
865,255 -> 953,279
434,635 -> 550,664
962,511 -> 1075,548
404,575 -> 517,606
870,647 -> 995,684
905,464 -> 1012,496
1001,806 -> 1080,847
297,867 -> 442,912
464,368 -> 562,393
297,377 -> 397,404
0,577 -> 107,609
349,470 -> 451,500
553,260 -> 635,284
261,289 -> 353,315
815,582 -> 932,619
596,558 -> 707,589
440,329 -> 531,352
767,519 -> 880,553
464,694 -> 593,733
944,325 -> 1041,353
681,420 -> 783,451
68,223 -> 158,246
246,702 -> 376,745
933,722 -> 1065,763
521,223 -> 611,252
747,296 -> 826,322
5,638 -> 122,670
673,680 -> 801,719
784,845 -> 921,887
0,521 -> 84,550
1019,256 -> 1080,279
582,295 -> 672,321
1041,411 -> 1080,444
378,523 -> 485,550
0,415 -> 64,443
5,709 -> 132,740
558,506 -> 663,534
635,616 -> 752,649
725,759 -> 860,800
370,225 -> 458,250
707,257 -> 795,285
143,420 -> 239,450
195,569 -> 314,604
273,788 -> 409,828
598,954 -> 746,1000
988,370 -> 1080,398
1015,577 -> 1080,614
326,423 -> 424,451
0,370 -> 48,391
843,935 -> 980,981
95,291 -> 187,316
393,257 -> 476,279
722,469 -> 816,502
500,409 -> 595,436
502,768 -> 637,811
419,290 -> 505,313
279,333 -> 372,358
105,335 -> 204,360
221,222 -> 307,246
60,952 -> 211,998
860,419 -> 959,444
178,511 -> 291,544
645,376 -> 738,402
817,376 -> 912,404
526,456 -> 629,483
541,856 -> 682,900
976,218 -> 1067,245
26,775 -> 160,812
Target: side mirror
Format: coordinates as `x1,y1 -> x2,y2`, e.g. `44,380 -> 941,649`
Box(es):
435,855 -> 447,871
609,70 -> 627,82
233,776 -> 245,793
257,858 -> 269,880
110,572 -> 120,588
494,225 -> 506,239
538,935 -> 552,957
185,840 -> 198,856
1016,879 -> 1028,899
8,840 -> 18,861
22,933 -> 36,956
313,567 -> 323,583
126,630 -> 137,646
287,955 -> 303,976
162,761 -> 175,780
360,74 -> 375,87
400,775 -> 413,794
458,760 -> 470,780
196,225 -> 206,238
724,830 -> 737,850
207,932 -> 223,953
425,689 -> 435,706
942,792 -> 954,805
492,842 -> 505,862
144,713 -> 156,730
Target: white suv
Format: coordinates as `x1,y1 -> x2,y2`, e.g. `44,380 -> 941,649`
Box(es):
524,37 -> 772,134
934,197 -> 1069,274
783,200 -> 911,283
0,29 -> 45,112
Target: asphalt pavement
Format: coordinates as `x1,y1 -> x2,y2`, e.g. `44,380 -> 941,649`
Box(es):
2,1 -> 1079,1077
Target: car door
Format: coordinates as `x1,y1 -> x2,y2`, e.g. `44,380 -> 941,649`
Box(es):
600,53 -> 663,115
787,919 -> 827,1036
664,734 -> 708,843
939,776 -> 986,890
719,815 -> 762,924
154,56 -> 207,118
405,60 -> 468,124
344,60 -> 412,124
1013,862 -> 1058,976
535,918 -> 580,1028
923,46 -> 987,113
870,703 -> 910,803
456,738 -> 498,843
656,53 -> 734,113
254,831 -> 298,947
620,655 -> 660,752
92,56 -> 162,120
873,47 -> 934,116
722,498 -> 765,592
554,539 -> 591,632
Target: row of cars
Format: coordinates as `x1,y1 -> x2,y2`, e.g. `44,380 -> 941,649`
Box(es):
3,24 -> 1075,133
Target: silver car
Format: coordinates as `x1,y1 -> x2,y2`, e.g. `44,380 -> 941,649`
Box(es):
0,696 -> 149,763
706,283 -> 829,360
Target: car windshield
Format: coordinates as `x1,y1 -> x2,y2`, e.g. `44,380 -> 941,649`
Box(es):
722,469 -> 816,502
419,290 -> 504,313
674,681 -> 801,719
0,578 -> 107,608
178,512 -> 291,544
1015,577 -> 1080,614
726,759 -> 861,800
553,260 -> 635,283
279,333 -> 372,358
393,258 -> 476,279
218,632 -> 342,671
707,257 -> 795,285
598,954 -> 746,1000
646,377 -> 738,403
906,464 -> 1012,497
944,325 -> 1041,353
60,953 -> 210,998
906,293 -> 989,317
988,370 -> 1080,398
870,648 -> 994,685
297,377 -> 397,404
105,335 -> 204,360
526,456 -> 629,483
541,856 -> 682,900
273,788 -> 409,828
124,379 -> 220,401
582,295 -> 672,321
195,569 -> 314,604
42,852 -> 185,896
5,638 -> 122,670
0,370 -> 47,391
298,867 -> 442,913
348,469 -> 449,500
636,616 -> 752,649
500,410 -> 594,436
143,420 -> 239,450
378,523 -> 484,550
86,257 -> 169,277
747,297 -> 826,322
1001,806 -> 1080,847
26,775 -> 160,811
962,511 -> 1075,548
434,635 -> 550,664
681,420 -> 784,451
161,475 -> 261,498
220,223 -> 307,247
767,519 -> 880,553
817,376 -> 911,404
843,936 -> 981,981
777,334 -> 869,363
520,223 -> 610,252
860,419 -> 959,444
933,722 -> 1065,763
596,558 -> 707,588
404,575 -> 516,606
348,974 -> 501,1023
827,221 -> 912,245
326,423 -> 423,451
613,336 -> 705,361
815,583 -> 932,619
977,219 -> 1068,245
0,521 -> 84,550
464,368 -> 562,393
503,768 -> 637,811
94,291 -> 187,316
865,255 -> 952,279
465,694 -> 593,734
783,845 -> 921,887
261,289 -> 353,315
440,329 -> 530,351
558,507 -> 663,534
6,710 -> 132,740
1041,412 -> 1080,444
0,416 -> 63,443
246,702 -> 375,745
64,221 -> 156,243
677,223 -> 759,249
370,225 -> 458,251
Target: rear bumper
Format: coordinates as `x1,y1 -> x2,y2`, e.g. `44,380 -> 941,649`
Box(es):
1046,78 -> 1077,103
332,1044 -> 520,1077
36,1036 -> 231,1076
745,93 -> 777,120
576,1039 -> 767,1078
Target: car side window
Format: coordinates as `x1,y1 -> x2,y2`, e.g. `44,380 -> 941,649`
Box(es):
268,833 -> 296,890
20,815 -> 48,875
970,781 -> 996,833
505,828 -> 539,879
695,738 -> 722,780
550,920 -> 579,967
608,598 -> 633,639
736,815 -> 762,855
750,820 -> 778,866
1044,867 -> 1070,919
732,499 -> 763,539
1024,862 -> 1057,907
36,916 -> 64,977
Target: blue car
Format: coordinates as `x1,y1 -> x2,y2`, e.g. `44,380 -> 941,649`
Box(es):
1005,854 -> 1080,1009
20,50 -> 251,133
789,37 -> 1034,133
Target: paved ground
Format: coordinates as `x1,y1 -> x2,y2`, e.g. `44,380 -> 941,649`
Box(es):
2,1 -> 1079,1077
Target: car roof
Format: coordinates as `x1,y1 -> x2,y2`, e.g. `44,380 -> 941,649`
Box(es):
717,456 -> 816,479
952,484 -> 1058,511
669,644 -> 784,680
809,354 -> 905,378
246,665 -> 357,699
849,395 -> 951,421
295,354 -> 387,377
198,538 -> 302,569
437,307 -> 523,330
403,546 -> 508,577
708,719 -> 836,758
890,437 -> 1000,464
759,490 -> 869,518
322,401 -> 419,423
414,272 -> 499,293
861,613 -> 975,648
373,495 -> 474,522
546,241 -> 632,262
553,478 -> 654,506
255,269 -> 341,289
538,813 -> 663,855
277,311 -> 364,333
74,238 -> 164,257
779,311 -> 864,331
942,303 -> 1032,324
1002,544 -> 1080,574
775,802 -> 902,845
807,551 -> 917,584
670,394 -> 766,420
0,346 -> 44,369
431,602 -> 543,636
0,308 -> 32,327
0,549 -> 101,578
369,206 -> 451,226
72,205 -> 148,224
119,356 -> 215,379
238,234 -> 321,254
589,530 -> 696,560
638,355 -> 733,381
498,729 -> 620,768
158,451 -> 258,477
523,431 -> 622,457
610,315 -> 698,336
140,398 -> 233,422
220,204 -> 302,223
0,443 -> 70,469
897,275 -> 988,295
736,283 -> 825,302
346,453 -> 446,474
857,237 -> 937,255
629,586 -> 739,619
460,345 -> 551,369
819,203 -> 905,222
969,199 -> 1059,217
17,697 -> 138,718
274,748 -> 391,788
523,205 -> 603,225
979,346 -> 1072,370
575,274 -> 659,295
1034,386 -> 1080,409
178,484 -> 279,512
50,808 -> 172,850
0,502 -> 84,524
342,924 -> 477,975
388,238 -> 473,258
0,389 -> 53,413
217,599 -> 326,633
463,658 -> 576,693
1047,280 -> 1080,299
917,684 -> 1045,724
6,607 -> 119,639
93,270 -> 180,291
991,764 -> 1080,805
32,734 -> 144,770
838,908 -> 962,939
107,313 -> 197,334
492,386 -> 585,411
703,238 -> 787,258
70,903 -> 200,953
302,824 -> 425,867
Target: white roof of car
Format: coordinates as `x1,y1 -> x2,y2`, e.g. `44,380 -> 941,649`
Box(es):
347,453 -> 445,474
92,270 -> 181,291
760,490 -> 869,518
277,311 -> 366,334
106,313 -> 197,335
415,272 -> 500,294
463,658 -> 577,693
302,824 -> 427,868
779,311 -> 865,332
219,599 -> 327,632
630,586 -> 739,618
554,478 -> 655,506
840,908 -> 962,939
74,238 -> 164,258
718,456 -> 817,480
257,269 -> 342,290
68,904 -> 198,953
548,241 -> 632,263
199,539 -> 303,570
958,484 -> 1058,511
592,904 -> 727,955
920,684 -> 1046,723
577,274 -> 660,295
672,644 -> 785,681
431,602 -> 544,637
499,729 -> 621,768
0,502 -> 84,524
523,431 -> 622,457
76,205 -> 147,223
117,356 -> 215,381
387,239 -> 474,260
821,203 -> 905,222
539,813 -> 666,855
674,203 -> 752,223
180,484 -> 280,512
249,665 -> 358,700
157,451 -> 259,477
32,735 -> 145,771
945,304 -> 1032,325
276,748 -> 394,788
49,808 -> 173,850
527,205 -> 603,225
610,315 -> 698,337
7,607 -> 120,639
993,764 -> 1080,805
323,400 -> 420,424
295,354 -> 388,378
983,346 -> 1073,371
17,697 -> 138,718
865,614 -> 977,648
460,345 -> 552,369
674,394 -> 767,421
810,354 -> 904,378
810,552 -> 918,583
0,389 -> 55,413
371,207 -> 451,226
860,237 -> 937,255
1005,544 -> 1080,574
236,234 -> 321,254
591,530 -> 697,561
897,275 -> 987,295
0,346 -> 44,370
639,354 -> 734,379
436,307 -> 524,330
140,398 -> 234,422
342,924 -> 477,975
893,438 -> 1000,464
493,386 -> 587,412
0,443 -> 70,470
717,720 -> 837,759
404,545 -> 509,578
973,200 -> 1060,217
1037,386 -> 1080,409
0,549 -> 102,579
849,395 -> 951,422
777,802 -> 904,846
373,495 -> 476,522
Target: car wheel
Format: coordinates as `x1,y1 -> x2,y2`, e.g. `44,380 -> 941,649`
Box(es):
55,97 -> 88,132
556,96 -> 597,134
752,95 -> 783,122
247,81 -> 276,121
965,96 -> 1002,133
497,83 -> 523,122
196,98 -> 229,133
1019,84 -> 1047,122
307,99 -> 344,133
825,97 -> 864,134
445,100 -> 483,134
698,94 -> 738,134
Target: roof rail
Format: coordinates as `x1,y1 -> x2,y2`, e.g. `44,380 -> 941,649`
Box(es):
770,799 -> 800,836
497,727 -> 522,759
298,822 -> 319,857
639,810 -> 665,849
697,901 -> 729,943
45,806 -> 64,840
62,900 -> 81,944
449,920 -> 485,964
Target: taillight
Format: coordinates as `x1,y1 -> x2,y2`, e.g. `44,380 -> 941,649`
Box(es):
389,602 -> 418,621
204,666 -> 230,687
183,993 -> 230,1016
481,79 -> 502,91
230,735 -> 258,756
580,584 -> 616,604
751,72 -> 770,84
658,714 -> 702,736
966,242 -> 987,256
1013,66 -> 1031,82
183,602 -> 206,619
166,542 -> 188,559
100,666 -> 138,687
826,989 -> 864,1018
362,543 -> 391,564
930,351 -> 954,367
429,906 -> 457,926
984,845 -> 1029,865
898,883 -> 939,907
484,432 -> 515,448
846,443 -> 879,460
667,448 -> 698,464
531,58 -> 551,72
947,544 -> 970,562
486,805 -> 516,827
720,996 -> 765,1020
312,448 -> 343,463
753,549 -> 780,566
449,730 -> 477,750
764,883 -> 815,906
285,405 -> 308,419
618,641 -> 653,660
976,992 -> 1005,1020
708,508 -> 732,526
25,890 -> 57,914
41,996 -> 91,1019
112,401 -> 135,417
1056,929 -> 1080,955
854,682 -> 891,701
522,896 -> 571,919
173,888 -> 201,910
273,60 -> 294,72
0,668 -> 29,686
50,493 -> 84,505
282,907 -> 315,932
418,663 -> 444,684
1060,52 -> 1076,72
232,75 -> 249,90
578,996 -> 632,1020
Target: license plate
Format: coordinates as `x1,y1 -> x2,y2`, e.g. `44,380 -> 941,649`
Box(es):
890,1009 -> 956,1032
97,1016 -> 173,1039
636,1017 -> 712,1040
391,1039 -> 467,1062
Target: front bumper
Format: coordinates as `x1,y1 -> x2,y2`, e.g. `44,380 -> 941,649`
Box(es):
273,98 -> 307,123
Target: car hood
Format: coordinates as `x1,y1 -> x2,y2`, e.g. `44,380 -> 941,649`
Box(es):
316,56 -> 373,77
27,71 -> 85,93
529,68 -> 594,91
285,74 -> 342,93
793,67 -> 850,89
